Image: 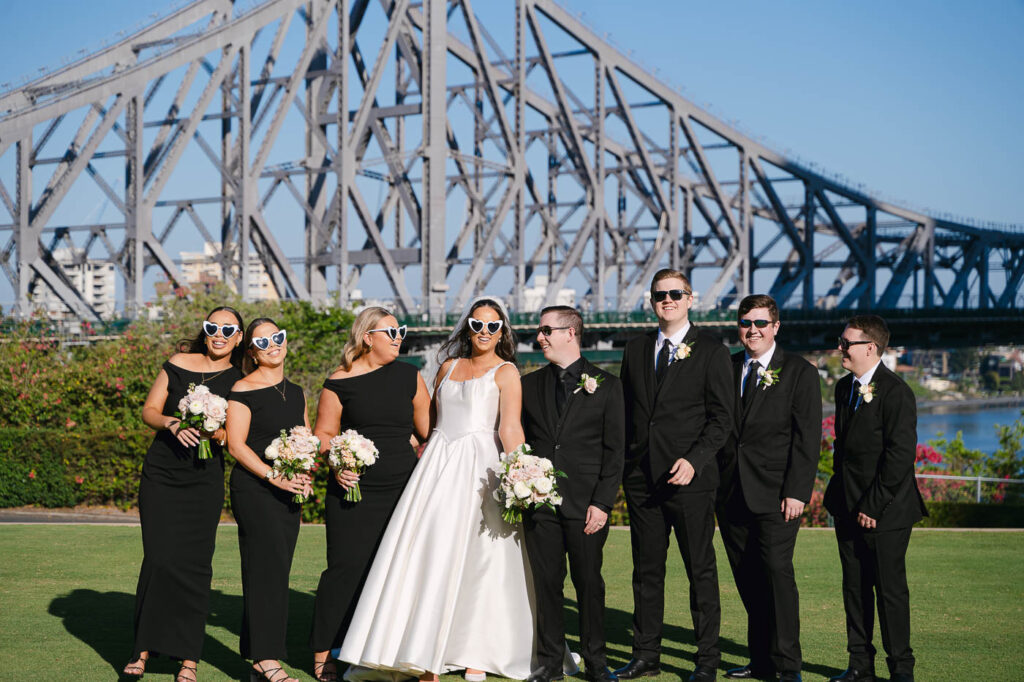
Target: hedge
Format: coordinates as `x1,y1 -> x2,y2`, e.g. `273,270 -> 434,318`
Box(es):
919,501 -> 1024,528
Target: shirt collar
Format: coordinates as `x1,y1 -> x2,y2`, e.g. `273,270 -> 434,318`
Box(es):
854,359 -> 883,385
552,355 -> 585,381
744,342 -> 777,370
656,322 -> 691,351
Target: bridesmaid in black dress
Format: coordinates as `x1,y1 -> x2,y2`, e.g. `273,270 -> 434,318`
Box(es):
125,306 -> 244,682
226,318 -> 313,682
309,307 -> 431,681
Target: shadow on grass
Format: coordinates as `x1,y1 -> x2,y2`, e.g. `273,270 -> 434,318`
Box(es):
564,598 -> 843,680
49,587 -> 320,680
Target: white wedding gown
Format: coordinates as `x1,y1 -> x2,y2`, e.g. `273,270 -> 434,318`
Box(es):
338,360 -> 536,678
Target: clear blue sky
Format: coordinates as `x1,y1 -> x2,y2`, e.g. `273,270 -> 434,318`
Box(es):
2,0 -> 1019,224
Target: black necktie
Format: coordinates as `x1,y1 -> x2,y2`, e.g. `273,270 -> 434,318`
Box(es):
850,379 -> 861,411
555,367 -> 569,416
656,342 -> 672,383
742,362 -> 758,409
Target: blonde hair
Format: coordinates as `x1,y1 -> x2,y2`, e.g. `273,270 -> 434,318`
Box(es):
339,306 -> 394,370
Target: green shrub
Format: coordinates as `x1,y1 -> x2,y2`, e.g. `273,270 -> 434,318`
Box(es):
918,501 -> 1024,528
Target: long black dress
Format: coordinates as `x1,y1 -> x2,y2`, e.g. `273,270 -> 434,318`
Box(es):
229,379 -> 306,661
132,360 -> 241,661
309,360 -> 420,652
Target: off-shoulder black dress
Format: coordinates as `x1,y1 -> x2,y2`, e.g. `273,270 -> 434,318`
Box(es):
309,360 -> 420,651
132,360 -> 240,661
228,379 -> 306,661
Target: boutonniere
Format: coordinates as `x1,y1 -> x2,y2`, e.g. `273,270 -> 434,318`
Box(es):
673,341 -> 694,362
574,372 -> 604,394
858,381 -> 876,403
757,366 -> 781,390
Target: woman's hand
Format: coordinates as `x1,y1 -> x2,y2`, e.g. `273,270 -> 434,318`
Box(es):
269,472 -> 311,496
169,420 -> 202,447
335,469 -> 359,491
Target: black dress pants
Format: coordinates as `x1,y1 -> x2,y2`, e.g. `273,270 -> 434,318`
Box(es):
523,510 -> 610,673
834,519 -> 915,676
718,492 -> 802,674
622,471 -> 720,668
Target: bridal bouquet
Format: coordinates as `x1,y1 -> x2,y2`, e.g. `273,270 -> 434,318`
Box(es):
175,383 -> 228,460
265,426 -> 321,502
492,443 -> 565,524
327,429 -> 379,503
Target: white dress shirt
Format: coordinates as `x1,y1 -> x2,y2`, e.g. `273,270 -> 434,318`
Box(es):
653,322 -> 692,365
740,342 -> 777,397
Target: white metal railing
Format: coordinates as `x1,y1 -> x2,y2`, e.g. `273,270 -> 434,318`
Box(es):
916,473 -> 1024,503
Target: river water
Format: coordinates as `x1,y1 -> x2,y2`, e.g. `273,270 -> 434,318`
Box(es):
916,404 -> 1023,455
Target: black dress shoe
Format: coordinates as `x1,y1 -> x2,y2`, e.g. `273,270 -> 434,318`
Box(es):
687,665 -> 716,682
724,665 -> 774,680
527,668 -> 564,682
889,674 -> 913,682
613,660 -> 661,679
583,667 -> 618,682
828,670 -> 874,682
778,673 -> 802,682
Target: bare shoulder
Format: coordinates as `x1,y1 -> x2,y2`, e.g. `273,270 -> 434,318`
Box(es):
328,365 -> 353,380
167,352 -> 197,369
495,362 -> 522,385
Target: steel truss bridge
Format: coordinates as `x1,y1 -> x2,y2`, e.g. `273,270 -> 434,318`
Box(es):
1,0 -> 1022,323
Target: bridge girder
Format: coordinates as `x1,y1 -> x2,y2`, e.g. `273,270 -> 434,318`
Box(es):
1,0 -> 1022,322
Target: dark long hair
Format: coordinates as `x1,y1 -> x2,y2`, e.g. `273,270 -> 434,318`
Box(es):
437,299 -> 517,365
177,306 -> 245,370
242,317 -> 278,376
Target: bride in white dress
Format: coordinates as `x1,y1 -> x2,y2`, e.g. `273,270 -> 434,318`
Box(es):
338,298 -> 535,680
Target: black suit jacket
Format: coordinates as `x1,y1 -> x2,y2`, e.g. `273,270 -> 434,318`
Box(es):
824,364 -> 927,530
718,346 -> 822,514
521,358 -> 625,520
621,326 -> 734,494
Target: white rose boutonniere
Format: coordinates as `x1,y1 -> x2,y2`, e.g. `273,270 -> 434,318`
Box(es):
574,372 -> 604,394
859,381 -> 876,403
757,366 -> 781,390
673,341 -> 694,362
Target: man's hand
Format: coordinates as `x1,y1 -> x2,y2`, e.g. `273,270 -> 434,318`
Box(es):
667,458 -> 695,486
781,497 -> 805,522
584,505 -> 609,535
857,512 -> 877,529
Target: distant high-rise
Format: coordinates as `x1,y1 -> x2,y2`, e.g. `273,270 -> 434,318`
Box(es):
35,248 -> 116,321
171,242 -> 279,301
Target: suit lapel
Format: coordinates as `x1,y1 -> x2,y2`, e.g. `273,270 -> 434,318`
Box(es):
731,352 -> 744,431
742,347 -> 784,424
642,332 -> 657,409
537,364 -> 558,435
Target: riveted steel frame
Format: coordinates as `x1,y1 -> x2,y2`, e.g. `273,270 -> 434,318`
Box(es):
0,0 -> 1021,321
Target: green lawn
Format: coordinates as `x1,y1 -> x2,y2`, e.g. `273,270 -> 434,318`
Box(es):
0,525 -> 1021,681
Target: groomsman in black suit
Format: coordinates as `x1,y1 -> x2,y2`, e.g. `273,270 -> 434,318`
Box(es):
615,269 -> 734,682
825,315 -> 926,682
717,295 -> 822,682
521,306 -> 625,682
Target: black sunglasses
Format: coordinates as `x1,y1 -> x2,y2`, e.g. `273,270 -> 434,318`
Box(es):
537,325 -> 571,337
251,329 -> 287,350
652,289 -> 691,303
738,319 -> 773,329
369,325 -> 407,341
468,318 -> 503,335
837,336 -> 872,352
203,321 -> 240,338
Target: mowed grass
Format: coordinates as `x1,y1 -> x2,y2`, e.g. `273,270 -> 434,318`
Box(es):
0,525 -> 1021,681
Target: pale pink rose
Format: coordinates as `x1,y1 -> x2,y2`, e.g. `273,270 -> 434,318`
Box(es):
583,376 -> 599,393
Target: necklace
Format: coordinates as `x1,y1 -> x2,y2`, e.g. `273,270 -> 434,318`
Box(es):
199,366 -> 231,385
269,378 -> 287,402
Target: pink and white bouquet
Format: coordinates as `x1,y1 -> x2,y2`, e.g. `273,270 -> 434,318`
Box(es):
327,429 -> 379,503
265,426 -> 321,502
492,443 -> 566,524
175,383 -> 229,460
